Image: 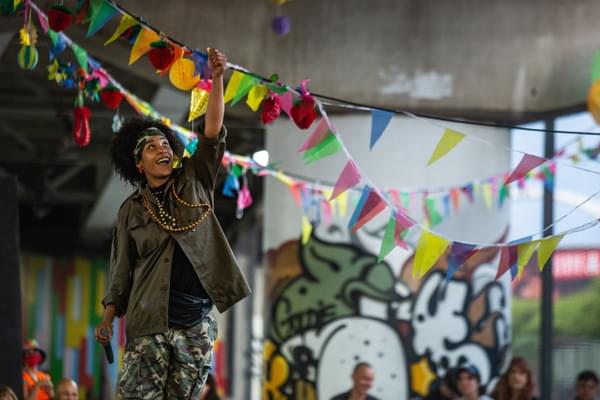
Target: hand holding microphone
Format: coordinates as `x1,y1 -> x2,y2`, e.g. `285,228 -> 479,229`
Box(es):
95,320 -> 114,364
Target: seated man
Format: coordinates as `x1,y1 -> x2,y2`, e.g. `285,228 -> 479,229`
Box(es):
331,362 -> 381,400
456,365 -> 492,400
55,379 -> 78,400
575,370 -> 599,400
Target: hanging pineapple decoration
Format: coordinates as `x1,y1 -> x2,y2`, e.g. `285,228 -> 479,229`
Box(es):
188,79 -> 212,122
17,23 -> 39,70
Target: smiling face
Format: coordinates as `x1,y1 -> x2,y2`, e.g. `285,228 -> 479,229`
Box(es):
352,365 -> 375,395
136,135 -> 174,187
508,366 -> 528,391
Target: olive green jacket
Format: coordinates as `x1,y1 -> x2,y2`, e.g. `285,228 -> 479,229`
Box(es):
103,128 -> 251,340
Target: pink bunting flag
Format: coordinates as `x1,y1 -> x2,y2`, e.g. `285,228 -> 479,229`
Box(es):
322,199 -> 332,226
237,181 -> 253,210
350,190 -> 386,232
495,245 -> 518,280
330,160 -> 361,201
279,92 -> 293,117
37,12 -> 49,34
505,154 -> 546,185
298,118 -> 331,152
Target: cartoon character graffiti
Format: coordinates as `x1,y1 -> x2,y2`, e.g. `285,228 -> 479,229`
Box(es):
263,230 -> 511,400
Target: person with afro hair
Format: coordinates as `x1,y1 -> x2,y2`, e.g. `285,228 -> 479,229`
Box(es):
95,48 -> 250,399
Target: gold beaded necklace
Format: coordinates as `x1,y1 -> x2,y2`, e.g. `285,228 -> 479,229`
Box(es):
142,185 -> 211,232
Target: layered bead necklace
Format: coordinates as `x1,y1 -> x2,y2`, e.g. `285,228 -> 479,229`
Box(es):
142,184 -> 211,232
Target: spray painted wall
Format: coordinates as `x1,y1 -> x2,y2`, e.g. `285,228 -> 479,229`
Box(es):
263,115 -> 512,399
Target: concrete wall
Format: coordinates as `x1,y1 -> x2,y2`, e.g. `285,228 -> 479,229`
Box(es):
262,114 -> 512,399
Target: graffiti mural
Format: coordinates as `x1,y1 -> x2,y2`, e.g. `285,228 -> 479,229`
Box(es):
263,227 -> 511,400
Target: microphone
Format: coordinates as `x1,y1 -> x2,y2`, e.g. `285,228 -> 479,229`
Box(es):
99,328 -> 114,364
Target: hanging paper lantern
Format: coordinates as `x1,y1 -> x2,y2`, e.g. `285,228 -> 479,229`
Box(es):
169,58 -> 200,91
48,5 -> 73,32
291,95 -> 317,129
148,41 -> 175,71
73,106 -> 91,147
587,80 -> 600,125
188,87 -> 210,122
271,15 -> 291,36
100,87 -> 123,109
17,45 -> 38,70
261,94 -> 281,124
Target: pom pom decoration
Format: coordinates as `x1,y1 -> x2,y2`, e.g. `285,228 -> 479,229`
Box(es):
48,4 -> 73,32
588,80 -> 600,125
188,87 -> 210,122
271,15 -> 291,36
261,94 -> 281,124
73,105 -> 91,147
169,58 -> 200,91
291,95 -> 317,129
100,86 -> 123,109
148,40 -> 175,71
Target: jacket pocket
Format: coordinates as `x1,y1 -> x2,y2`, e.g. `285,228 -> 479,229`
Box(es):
128,213 -> 159,257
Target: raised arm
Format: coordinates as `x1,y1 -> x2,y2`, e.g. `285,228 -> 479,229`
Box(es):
204,48 -> 226,138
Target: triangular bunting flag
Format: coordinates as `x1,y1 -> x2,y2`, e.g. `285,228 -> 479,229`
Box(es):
482,184 -> 493,209
505,154 -> 546,185
246,84 -> 268,112
336,192 -> 348,216
231,74 -> 259,106
105,14 -> 138,45
446,242 -> 478,282
86,1 -> 118,37
303,133 -> 341,164
517,241 -> 539,277
427,128 -> 465,166
537,234 -> 564,271
378,216 -> 397,262
393,213 -> 410,250
498,185 -> 509,208
71,44 -> 88,72
395,209 -> 414,231
496,245 -> 518,280
450,188 -> 460,212
369,109 -> 394,150
288,182 -> 304,207
298,118 -> 331,152
330,160 -> 361,201
414,231 -> 450,277
128,28 -> 160,65
279,92 -> 293,117
425,197 -> 443,227
301,216 -> 312,244
224,71 -> 244,104
348,187 -> 386,232
37,12 -> 49,34
461,184 -> 474,203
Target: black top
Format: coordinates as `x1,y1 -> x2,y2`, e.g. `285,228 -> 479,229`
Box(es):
150,184 -> 212,328
423,388 -> 454,400
330,391 -> 380,400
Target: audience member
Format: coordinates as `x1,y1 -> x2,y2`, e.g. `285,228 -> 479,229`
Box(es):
575,370 -> 599,400
0,386 -> 17,400
456,365 -> 492,400
330,362 -> 381,400
425,368 -> 460,399
22,339 -> 53,400
491,356 -> 537,400
55,379 -> 78,400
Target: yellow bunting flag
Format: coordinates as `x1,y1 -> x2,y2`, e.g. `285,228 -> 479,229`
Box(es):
301,216 -> 312,244
188,87 -> 209,122
336,192 -> 348,216
413,231 -> 450,277
169,58 -> 199,91
129,28 -> 160,65
105,14 -> 138,45
274,171 -> 293,186
482,184 -> 493,209
427,128 -> 466,166
246,84 -> 268,112
517,241 -> 538,278
224,71 -> 244,104
537,234 -> 564,271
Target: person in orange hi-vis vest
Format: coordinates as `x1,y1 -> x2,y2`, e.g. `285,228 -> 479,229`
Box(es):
22,339 -> 54,400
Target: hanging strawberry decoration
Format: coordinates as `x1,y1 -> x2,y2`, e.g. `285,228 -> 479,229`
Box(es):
148,40 -> 175,71
73,92 -> 91,147
100,86 -> 123,109
261,93 -> 281,124
48,4 -> 73,32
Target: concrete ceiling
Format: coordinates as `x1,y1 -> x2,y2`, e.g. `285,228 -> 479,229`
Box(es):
1,0 -> 598,251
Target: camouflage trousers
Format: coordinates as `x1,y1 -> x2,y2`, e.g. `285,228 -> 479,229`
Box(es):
117,311 -> 217,400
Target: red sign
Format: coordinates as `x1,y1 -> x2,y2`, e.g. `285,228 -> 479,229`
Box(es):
552,249 -> 600,280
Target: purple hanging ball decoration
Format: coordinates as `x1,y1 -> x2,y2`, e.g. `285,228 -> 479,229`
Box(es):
271,15 -> 291,36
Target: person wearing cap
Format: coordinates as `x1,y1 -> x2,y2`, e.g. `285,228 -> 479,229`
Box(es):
94,48 -> 250,399
424,368 -> 460,399
22,339 -> 53,400
456,365 -> 492,400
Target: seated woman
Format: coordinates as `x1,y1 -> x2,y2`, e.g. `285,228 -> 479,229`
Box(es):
491,357 -> 538,400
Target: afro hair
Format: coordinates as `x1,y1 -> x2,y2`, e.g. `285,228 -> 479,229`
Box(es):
110,118 -> 185,186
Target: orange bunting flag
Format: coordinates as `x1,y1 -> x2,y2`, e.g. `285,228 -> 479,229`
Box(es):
537,234 -> 564,271
129,28 -> 160,65
427,128 -> 465,166
413,231 -> 450,277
